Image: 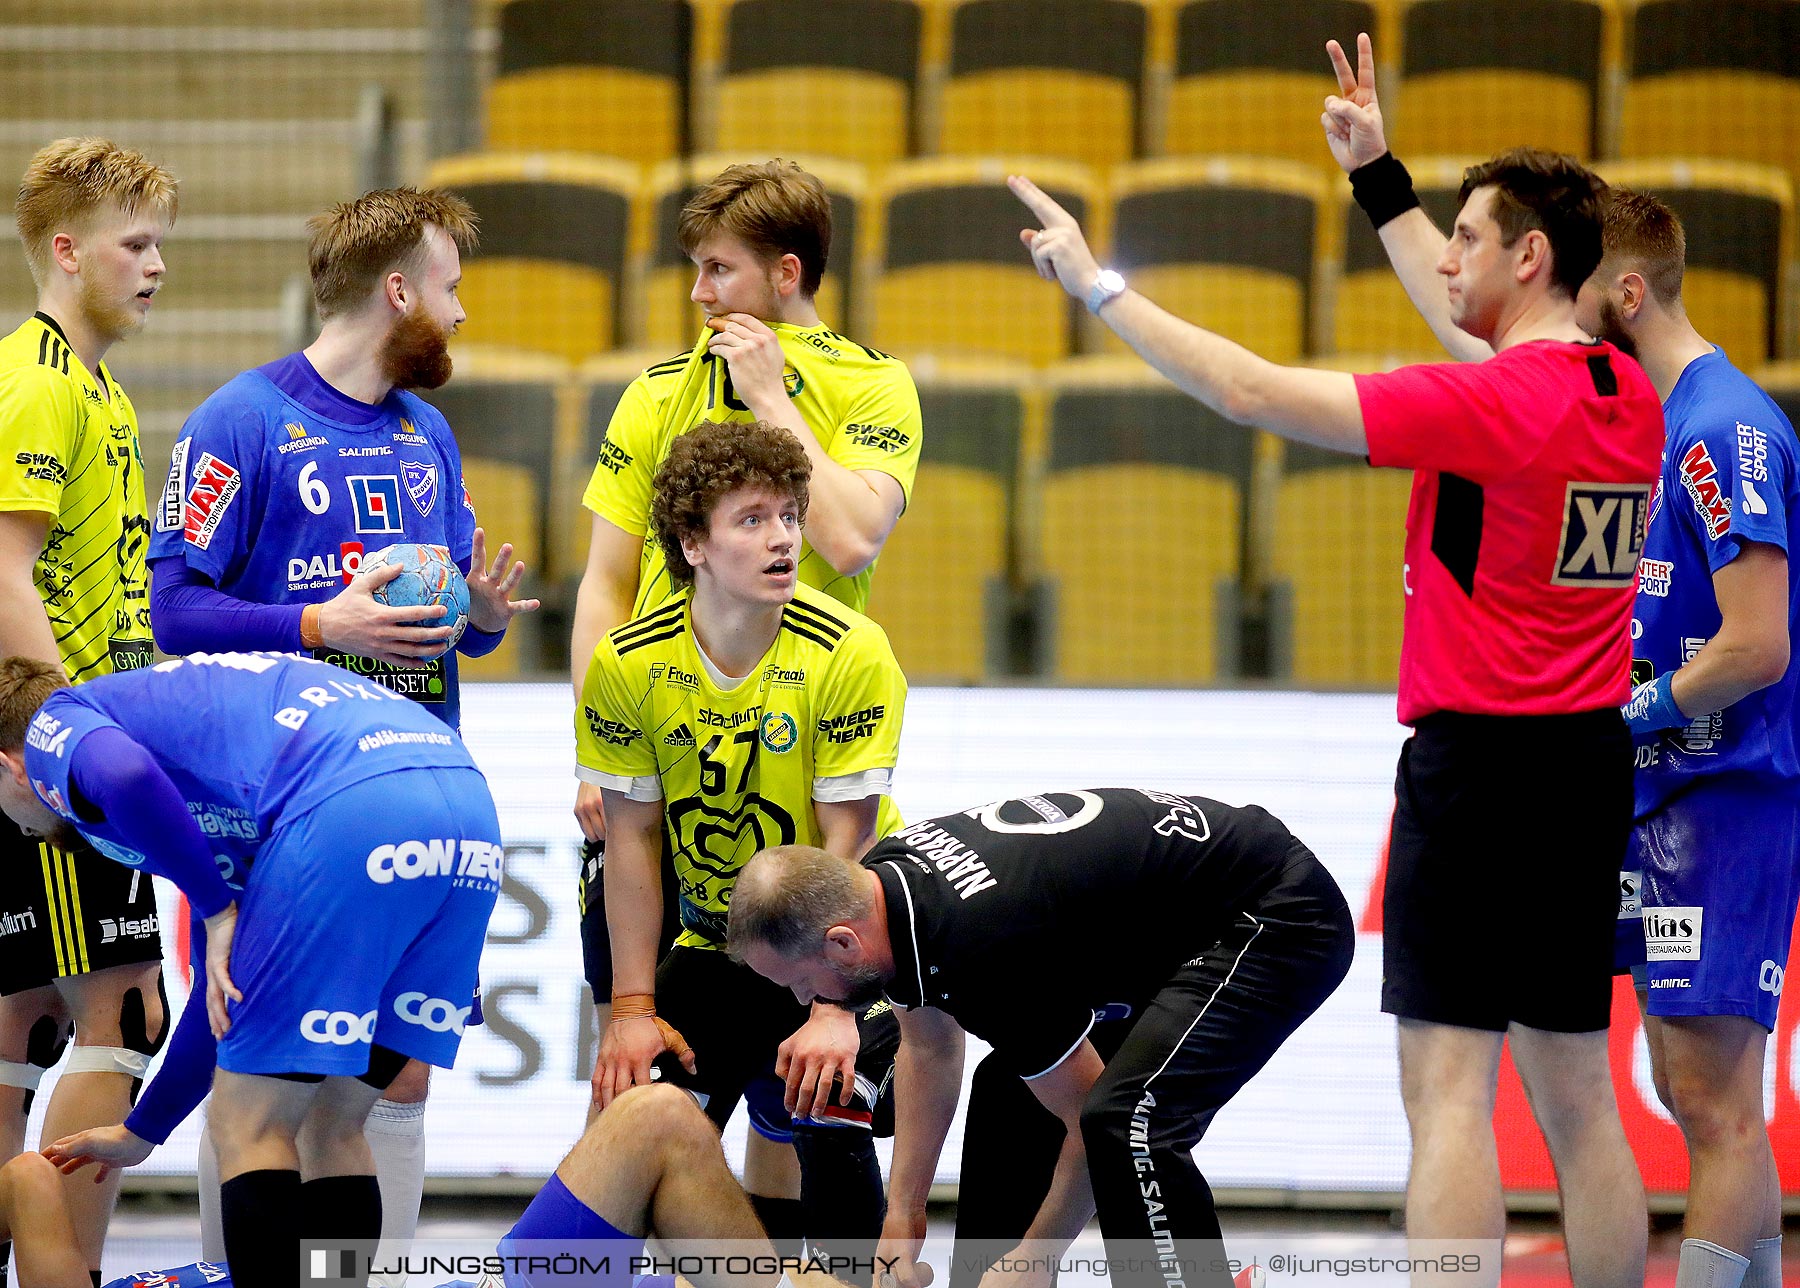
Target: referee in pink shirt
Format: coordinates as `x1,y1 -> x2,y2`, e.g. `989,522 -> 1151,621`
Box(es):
1012,131 -> 1661,1282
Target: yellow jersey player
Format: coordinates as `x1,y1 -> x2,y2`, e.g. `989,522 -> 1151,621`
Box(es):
580,420 -> 905,1277
0,137 -> 176,1280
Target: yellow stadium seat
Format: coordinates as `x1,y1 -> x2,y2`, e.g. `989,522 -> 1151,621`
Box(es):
457,456 -> 544,678
1265,354 -> 1422,684
1391,0 -> 1615,160
1618,0 -> 1800,188
1036,357 -> 1253,682
1109,157 -> 1330,361
1602,160 -> 1795,363
865,356 -> 1033,681
871,157 -> 1103,366
571,349 -> 691,580
1330,155 -> 1473,355
640,154 -> 869,354
1758,360 -> 1800,428
486,0 -> 690,164
1161,0 -> 1384,165
426,153 -> 640,364
927,0 -> 1152,167
694,0 -> 923,165
419,344 -> 579,588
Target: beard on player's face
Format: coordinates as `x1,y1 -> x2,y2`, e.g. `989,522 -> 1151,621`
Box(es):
827,960 -> 888,1011
1594,293 -> 1639,360
77,268 -> 145,344
381,304 -> 454,390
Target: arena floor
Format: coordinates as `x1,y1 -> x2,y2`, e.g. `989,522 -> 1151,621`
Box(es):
96,1201 -> 1790,1286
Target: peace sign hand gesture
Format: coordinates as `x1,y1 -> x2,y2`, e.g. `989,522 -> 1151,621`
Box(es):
1322,32 -> 1391,173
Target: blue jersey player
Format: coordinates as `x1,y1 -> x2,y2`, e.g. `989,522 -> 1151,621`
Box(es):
144,187 -> 536,1270
1585,193 -> 1800,1288
0,652 -> 504,1288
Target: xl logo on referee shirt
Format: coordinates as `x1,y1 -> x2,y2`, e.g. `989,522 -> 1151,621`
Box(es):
1551,482 -> 1650,588
347,476 -> 405,534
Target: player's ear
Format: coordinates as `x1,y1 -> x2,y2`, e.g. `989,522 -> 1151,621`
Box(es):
0,750 -> 26,788
384,270 -> 408,313
776,252 -> 804,298
822,925 -> 860,963
1619,270 -> 1649,318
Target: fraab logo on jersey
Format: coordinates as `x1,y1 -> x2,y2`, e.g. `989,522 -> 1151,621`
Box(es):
401,460 -> 438,517
182,452 -> 242,550
347,475 -> 405,534
1679,441 -> 1733,539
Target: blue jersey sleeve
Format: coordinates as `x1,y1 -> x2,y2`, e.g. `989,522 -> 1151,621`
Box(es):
1674,413 -> 1792,575
124,922 -> 217,1145
148,382 -> 269,585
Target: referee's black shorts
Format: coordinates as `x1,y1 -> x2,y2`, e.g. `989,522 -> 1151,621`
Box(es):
0,817 -> 162,995
1382,707 -> 1631,1033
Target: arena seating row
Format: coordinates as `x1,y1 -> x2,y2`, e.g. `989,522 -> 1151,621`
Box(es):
420,346 -> 1800,685
428,150 -> 1797,367
486,0 -> 1800,188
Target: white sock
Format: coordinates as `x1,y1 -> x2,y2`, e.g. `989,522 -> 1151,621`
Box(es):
198,1111 -> 226,1263
1676,1238 -> 1750,1288
365,1096 -> 427,1288
1742,1235 -> 1781,1288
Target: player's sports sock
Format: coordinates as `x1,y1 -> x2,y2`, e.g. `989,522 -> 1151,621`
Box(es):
1743,1236 -> 1782,1288
748,1193 -> 804,1262
221,1169 -> 303,1288
301,1174 -> 383,1239
197,1117 -> 226,1262
365,1097 -> 426,1287
793,1124 -> 883,1286
1676,1238 -> 1750,1288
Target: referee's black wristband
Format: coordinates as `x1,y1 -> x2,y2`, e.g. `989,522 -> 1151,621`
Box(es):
1349,152 -> 1421,232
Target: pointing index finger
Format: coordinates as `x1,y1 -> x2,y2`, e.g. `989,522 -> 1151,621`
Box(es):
1008,174 -> 1073,229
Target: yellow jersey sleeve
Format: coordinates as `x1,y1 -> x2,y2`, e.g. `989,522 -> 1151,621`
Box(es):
575,638 -> 660,785
831,361 -> 924,506
811,618 -> 908,782
581,373 -> 663,539
0,362 -> 79,516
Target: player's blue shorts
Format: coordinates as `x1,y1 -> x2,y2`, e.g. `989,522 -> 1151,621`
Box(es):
217,765 -> 503,1077
1615,774 -> 1800,1030
497,1173 -> 643,1288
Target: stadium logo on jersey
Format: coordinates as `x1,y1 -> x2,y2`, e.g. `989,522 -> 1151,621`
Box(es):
845,423 -> 911,454
158,439 -> 190,531
1644,906 -> 1702,961
301,1009 -> 377,1045
0,908 -> 37,938
585,707 -> 642,746
395,991 -> 472,1035
1679,441 -> 1732,538
1637,558 -> 1673,598
182,452 -> 242,550
1550,482 -> 1650,588
818,703 -> 885,744
759,710 -> 798,753
347,475 -> 405,534
665,722 -> 695,747
401,460 -> 438,517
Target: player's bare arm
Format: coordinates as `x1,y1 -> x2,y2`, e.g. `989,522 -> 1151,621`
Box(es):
465,526 -> 539,633
1004,1041 -> 1107,1283
569,516 -> 643,842
1010,176 -> 1367,454
706,313 -> 906,574
1668,542 -> 1791,717
315,558 -> 456,667
0,510 -> 61,665
1323,33 -> 1492,364
879,1005 -> 967,1288
593,790 -> 692,1108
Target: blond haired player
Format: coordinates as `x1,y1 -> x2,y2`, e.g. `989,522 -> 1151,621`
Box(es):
0,137 -> 176,1280
580,419 -> 906,1276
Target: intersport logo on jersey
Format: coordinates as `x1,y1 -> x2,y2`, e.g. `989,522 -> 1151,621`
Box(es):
365,838 -> 505,887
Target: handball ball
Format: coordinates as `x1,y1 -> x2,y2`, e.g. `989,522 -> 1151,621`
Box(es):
364,543 -> 470,658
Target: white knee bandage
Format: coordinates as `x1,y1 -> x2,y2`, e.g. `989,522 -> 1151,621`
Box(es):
64,1046 -> 152,1078
0,1061 -> 44,1091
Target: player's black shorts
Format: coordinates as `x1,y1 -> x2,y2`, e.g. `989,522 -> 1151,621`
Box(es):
577,840 -> 682,998
0,817 -> 162,995
1382,707 -> 1631,1033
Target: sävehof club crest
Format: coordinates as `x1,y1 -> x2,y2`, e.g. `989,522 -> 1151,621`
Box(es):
401,460 -> 438,517
759,710 -> 798,754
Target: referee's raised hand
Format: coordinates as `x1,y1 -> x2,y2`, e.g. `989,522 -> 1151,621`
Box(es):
1322,32 -> 1390,173
1009,174 -> 1101,300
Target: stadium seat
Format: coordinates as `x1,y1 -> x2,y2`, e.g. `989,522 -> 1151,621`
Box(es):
1391,0 -> 1615,160
426,153 -> 639,363
486,0 -> 690,164
865,356 -> 1033,681
419,344 -> 578,589
457,456 -> 543,678
871,157 -> 1103,366
1266,355 -> 1419,684
693,0 -> 922,165
1330,155 -> 1472,355
1108,157 -> 1329,361
1601,160 -> 1795,363
1035,356 -> 1254,682
1759,361 -> 1800,429
927,0 -> 1152,167
640,154 -> 869,353
1618,0 -> 1800,188
1161,0 -> 1383,165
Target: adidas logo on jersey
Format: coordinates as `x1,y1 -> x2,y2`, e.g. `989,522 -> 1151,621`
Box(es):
665,722 -> 695,748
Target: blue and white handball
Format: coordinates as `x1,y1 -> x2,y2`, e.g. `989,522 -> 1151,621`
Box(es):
363,543 -> 470,658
